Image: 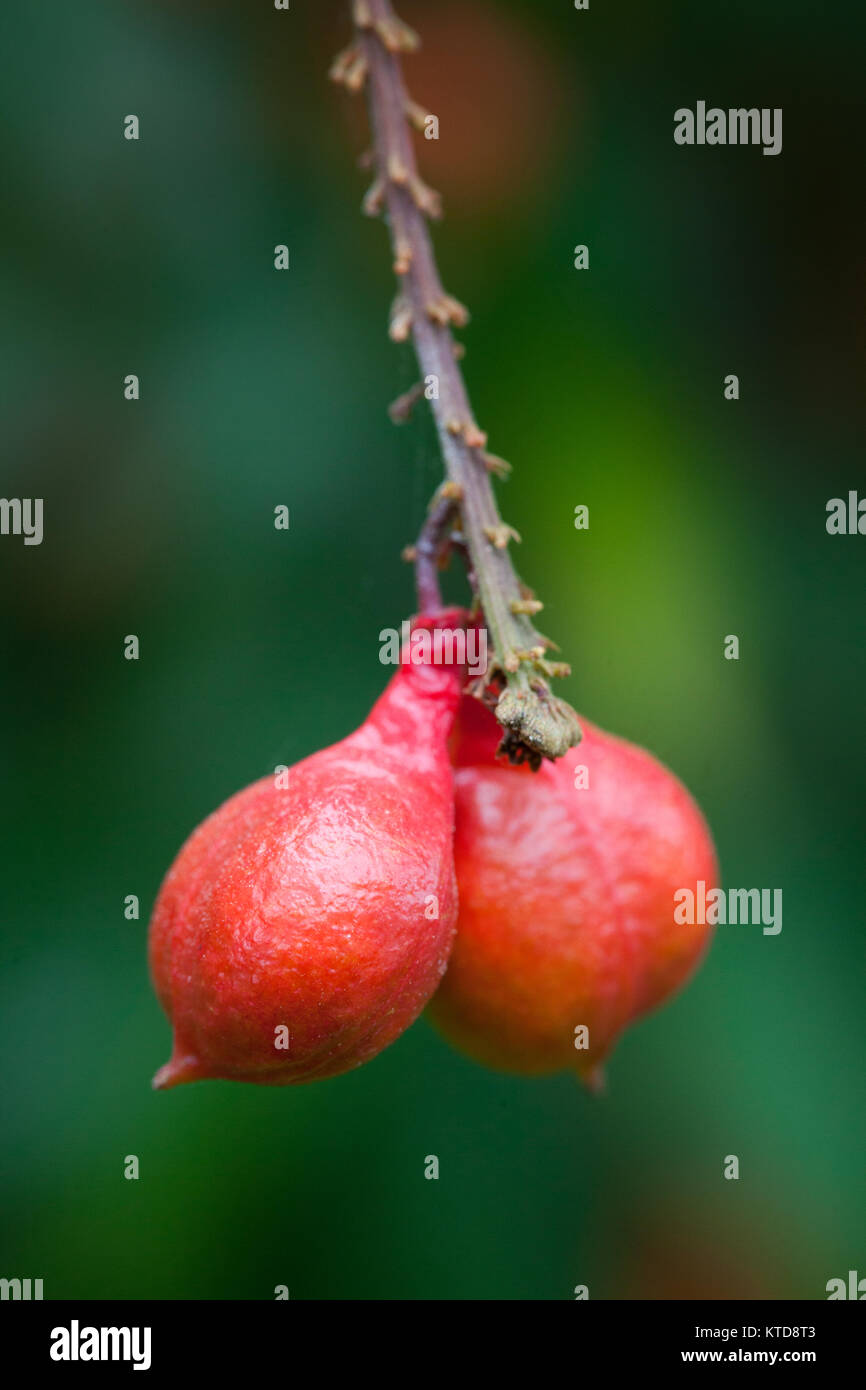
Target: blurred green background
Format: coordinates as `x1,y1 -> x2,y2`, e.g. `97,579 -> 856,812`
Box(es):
1,0 -> 864,1300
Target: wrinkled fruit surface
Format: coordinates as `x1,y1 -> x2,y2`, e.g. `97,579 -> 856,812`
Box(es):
149,617 -> 464,1088
429,697 -> 718,1085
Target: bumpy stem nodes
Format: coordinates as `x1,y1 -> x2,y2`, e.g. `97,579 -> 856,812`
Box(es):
335,0 -> 581,765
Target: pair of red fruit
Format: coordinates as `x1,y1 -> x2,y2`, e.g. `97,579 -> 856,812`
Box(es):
149,612 -> 717,1091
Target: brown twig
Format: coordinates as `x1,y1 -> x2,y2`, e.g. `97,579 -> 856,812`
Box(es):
333,0 -> 581,765
403,489 -> 461,614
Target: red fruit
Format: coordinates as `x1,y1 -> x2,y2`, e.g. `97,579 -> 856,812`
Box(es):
149,614 -> 465,1089
430,698 -> 718,1085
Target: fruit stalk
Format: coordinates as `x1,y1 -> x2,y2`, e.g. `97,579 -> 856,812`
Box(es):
334,0 -> 582,767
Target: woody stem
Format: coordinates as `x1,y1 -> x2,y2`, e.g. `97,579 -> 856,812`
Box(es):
339,0 -> 581,765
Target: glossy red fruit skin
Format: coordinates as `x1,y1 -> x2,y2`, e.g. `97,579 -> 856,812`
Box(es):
430,698 -> 718,1084
149,614 -> 465,1089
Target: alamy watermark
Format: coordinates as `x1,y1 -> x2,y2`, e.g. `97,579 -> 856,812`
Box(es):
826,1270 -> 866,1299
674,880 -> 782,935
674,103 -> 782,157
0,497 -> 43,545
50,1321 -> 151,1371
379,620 -> 488,679
826,492 -> 865,534
1,1277 -> 43,1299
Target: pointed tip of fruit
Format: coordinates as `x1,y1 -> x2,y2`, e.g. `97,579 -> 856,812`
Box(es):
152,1050 -> 208,1091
